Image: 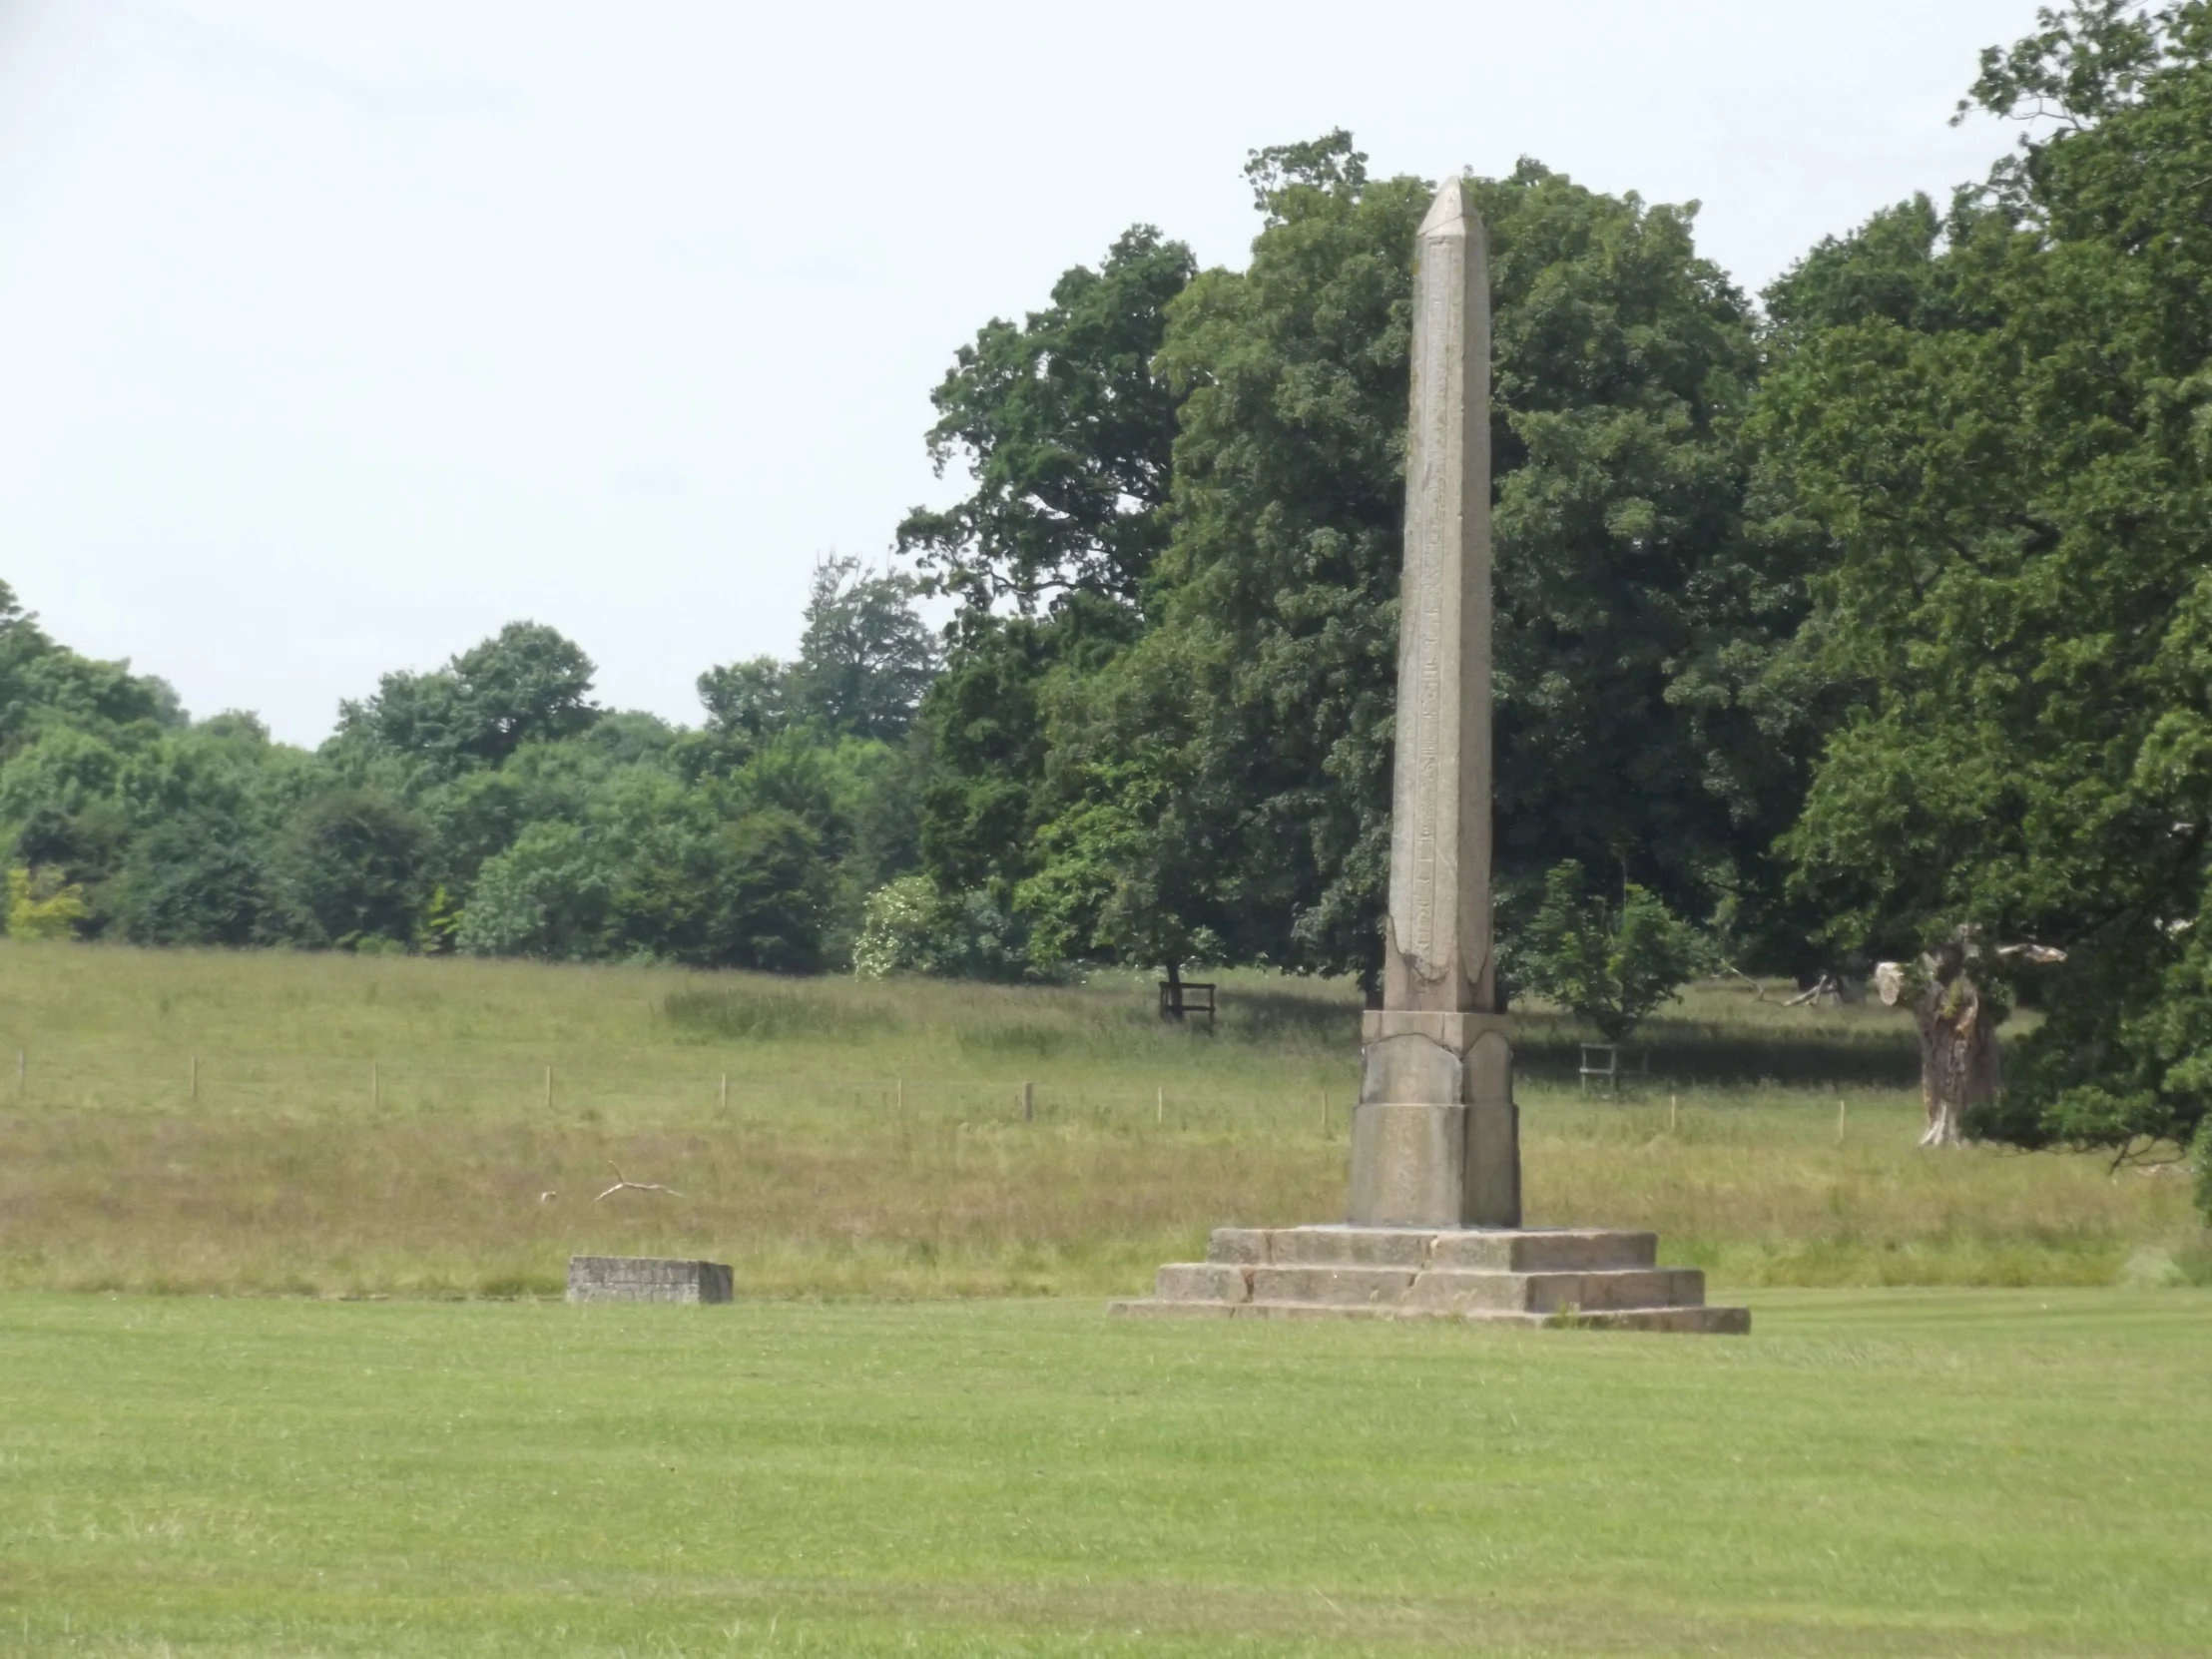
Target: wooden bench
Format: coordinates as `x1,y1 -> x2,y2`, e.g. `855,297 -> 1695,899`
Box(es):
1158,981 -> 1217,1026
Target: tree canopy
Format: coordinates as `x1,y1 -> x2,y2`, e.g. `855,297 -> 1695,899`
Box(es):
1755,0 -> 2212,1157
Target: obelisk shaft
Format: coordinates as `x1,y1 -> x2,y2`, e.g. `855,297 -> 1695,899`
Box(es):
1386,178 -> 1495,1014
1349,178 -> 1520,1229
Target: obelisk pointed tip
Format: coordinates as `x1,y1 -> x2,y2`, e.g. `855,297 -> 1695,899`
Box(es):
1418,175 -> 1468,238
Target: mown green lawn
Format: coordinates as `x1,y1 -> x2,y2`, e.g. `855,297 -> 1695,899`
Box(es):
3,1290 -> 2206,1655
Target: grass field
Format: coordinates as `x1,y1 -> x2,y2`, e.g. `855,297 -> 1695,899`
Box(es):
3,1289 -> 2207,1656
0,940 -> 2203,1297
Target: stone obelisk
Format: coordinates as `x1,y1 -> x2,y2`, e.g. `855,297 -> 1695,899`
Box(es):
1107,176 -> 1743,1331
1349,177 -> 1520,1229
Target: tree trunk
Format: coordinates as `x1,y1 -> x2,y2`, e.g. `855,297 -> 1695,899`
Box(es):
1911,963 -> 2000,1147
1161,957 -> 1183,1022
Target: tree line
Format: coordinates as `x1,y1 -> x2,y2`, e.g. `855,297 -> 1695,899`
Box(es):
4,3 -> 2208,1179
0,555 -> 934,973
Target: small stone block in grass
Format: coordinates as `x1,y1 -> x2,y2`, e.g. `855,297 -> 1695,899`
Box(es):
566,1256 -> 733,1304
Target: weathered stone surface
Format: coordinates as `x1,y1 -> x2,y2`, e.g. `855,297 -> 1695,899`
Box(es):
1399,1269 -> 1530,1315
1462,1029 -> 1520,1228
1155,1263 -> 1250,1304
1516,1269 -> 1701,1314
1396,1267 -> 1696,1316
1267,1226 -> 1432,1268
1109,1226 -> 1746,1333
566,1256 -> 733,1304
1207,1228 -> 1268,1265
1426,1228 -> 1657,1274
1109,1299 -> 1751,1334
1251,1265 -> 1417,1307
1361,1010 -> 1510,1047
1359,1033 -> 1462,1106
1348,1101 -> 1469,1227
1337,178 -> 1519,1230
1384,178 -> 1495,1015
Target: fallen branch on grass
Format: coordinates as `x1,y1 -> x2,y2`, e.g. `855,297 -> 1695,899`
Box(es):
1719,962 -> 1768,1001
1784,973 -> 1842,1008
594,1163 -> 684,1202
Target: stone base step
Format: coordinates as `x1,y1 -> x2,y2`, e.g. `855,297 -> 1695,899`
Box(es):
1208,1225 -> 1658,1274
1109,1298 -> 1750,1334
1111,1223 -> 1747,1334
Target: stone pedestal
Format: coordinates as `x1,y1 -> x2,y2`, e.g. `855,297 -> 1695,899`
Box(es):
566,1255 -> 733,1304
1351,1010 -> 1519,1228
1110,1226 -> 1747,1333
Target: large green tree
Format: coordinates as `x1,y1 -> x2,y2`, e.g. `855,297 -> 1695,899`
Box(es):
896,227 -> 1197,613
335,621 -> 600,775
1065,134 -> 1798,989
1756,0 -> 2212,1157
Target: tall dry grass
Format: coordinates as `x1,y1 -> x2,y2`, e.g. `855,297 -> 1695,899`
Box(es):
0,939 -> 2199,1296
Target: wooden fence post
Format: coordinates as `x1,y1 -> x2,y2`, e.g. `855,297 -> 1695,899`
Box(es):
371,1060 -> 379,1109
544,1066 -> 553,1111
190,1056 -> 199,1102
1022,1081 -> 1035,1122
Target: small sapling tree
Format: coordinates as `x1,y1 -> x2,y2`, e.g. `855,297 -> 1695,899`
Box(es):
1516,861 -> 1705,1042
4,864 -> 89,940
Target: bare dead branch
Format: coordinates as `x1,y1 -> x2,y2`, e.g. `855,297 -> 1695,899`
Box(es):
594,1162 -> 685,1202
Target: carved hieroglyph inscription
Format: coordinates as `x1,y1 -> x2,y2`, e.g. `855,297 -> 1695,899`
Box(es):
1387,178 -> 1491,1006
1405,254 -> 1451,965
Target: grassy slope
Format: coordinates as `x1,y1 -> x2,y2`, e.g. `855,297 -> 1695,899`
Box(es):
3,1290 -> 2207,1656
0,940 -> 2201,1295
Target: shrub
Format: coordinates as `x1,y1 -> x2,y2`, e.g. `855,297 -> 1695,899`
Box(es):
851,876 -> 1028,981
4,864 -> 88,940
1515,860 -> 1706,1042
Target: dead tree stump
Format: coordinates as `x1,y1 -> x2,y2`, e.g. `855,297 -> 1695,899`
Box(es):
1877,943 -> 2001,1147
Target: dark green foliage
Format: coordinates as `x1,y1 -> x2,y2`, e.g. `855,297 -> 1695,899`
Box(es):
897,227 -> 1196,611
1764,0 -> 2212,1155
696,657 -> 788,741
107,816 -> 275,946
781,556 -> 940,742
0,581 -> 879,969
700,558 -> 939,749
1100,134 -> 1793,984
1515,861 -> 1708,1041
275,788 -> 430,948
1012,623 -> 1232,981
335,621 -> 599,774
915,598 -> 1138,907
691,809 -> 832,974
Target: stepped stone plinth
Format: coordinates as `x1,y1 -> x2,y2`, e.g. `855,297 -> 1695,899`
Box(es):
1110,1226 -> 1747,1332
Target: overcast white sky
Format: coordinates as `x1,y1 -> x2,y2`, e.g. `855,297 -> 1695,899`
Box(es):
1,0 -> 2043,746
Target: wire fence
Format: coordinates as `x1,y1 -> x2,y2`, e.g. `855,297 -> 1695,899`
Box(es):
0,1046 -> 1356,1135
